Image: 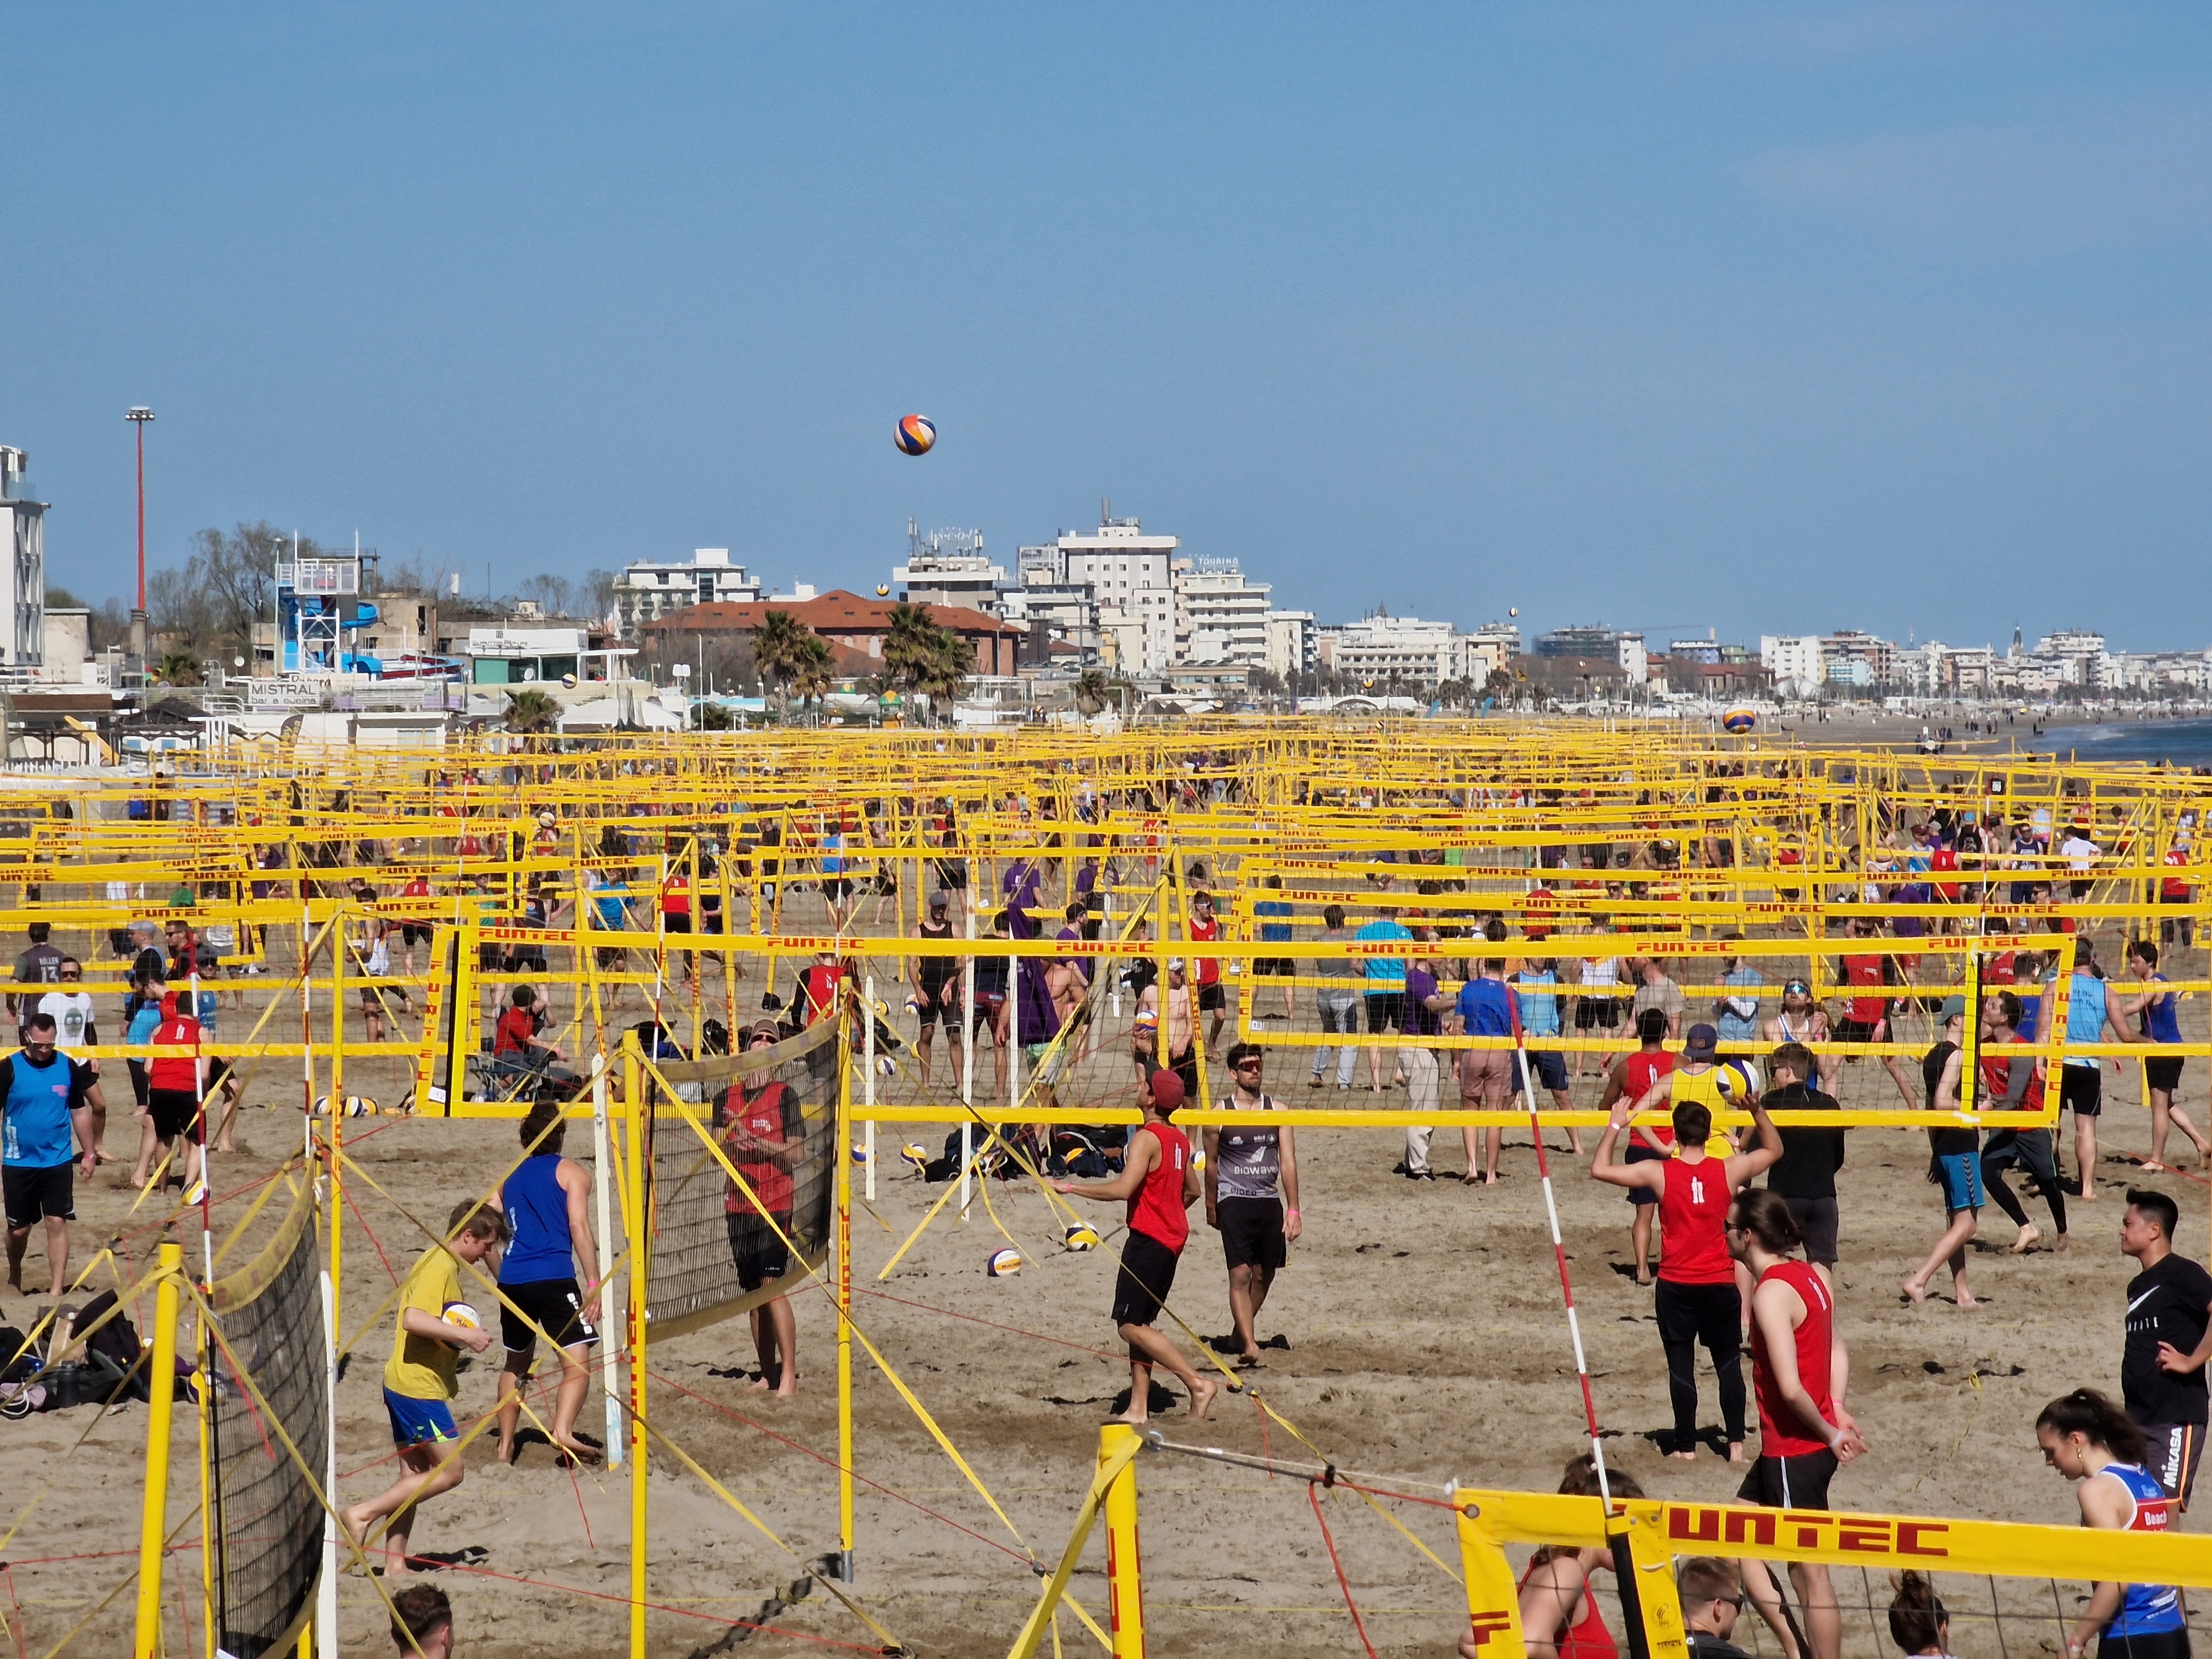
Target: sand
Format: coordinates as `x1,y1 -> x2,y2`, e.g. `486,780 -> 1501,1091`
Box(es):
4,905 -> 2206,1657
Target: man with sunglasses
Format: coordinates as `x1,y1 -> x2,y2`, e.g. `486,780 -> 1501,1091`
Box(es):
2,1011 -> 104,1296
1204,1044 -> 1300,1367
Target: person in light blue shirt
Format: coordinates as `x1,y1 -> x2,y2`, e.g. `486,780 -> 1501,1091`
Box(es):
1715,943 -> 1764,1093
1510,959 -> 1579,1153
1353,908 -> 1411,1093
2059,940 -> 2143,1204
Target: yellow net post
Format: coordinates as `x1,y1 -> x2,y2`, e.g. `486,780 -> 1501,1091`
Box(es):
134,1241 -> 184,1659
1099,1423 -> 1144,1658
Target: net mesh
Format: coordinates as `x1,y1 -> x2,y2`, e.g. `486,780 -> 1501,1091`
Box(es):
641,1015 -> 840,1342
206,1171 -> 328,1659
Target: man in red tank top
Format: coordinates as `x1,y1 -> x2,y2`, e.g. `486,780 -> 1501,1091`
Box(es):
1056,1070 -> 1220,1425
1727,1188 -> 1867,1659
1593,1084 -> 1781,1463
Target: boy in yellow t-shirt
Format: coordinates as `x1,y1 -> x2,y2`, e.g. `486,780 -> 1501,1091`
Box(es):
341,1201 -> 504,1577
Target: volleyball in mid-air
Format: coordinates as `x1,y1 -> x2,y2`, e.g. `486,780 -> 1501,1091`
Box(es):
1721,705 -> 1760,734
1062,1222 -> 1100,1253
895,414 -> 936,456
442,1302 -> 482,1332
876,585 -> 891,597
986,1247 -> 1023,1277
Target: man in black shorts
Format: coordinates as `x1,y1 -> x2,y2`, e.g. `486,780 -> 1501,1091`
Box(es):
1204,1045 -> 1300,1366
2,1012 -> 102,1295
1760,1043 -> 1844,1275
720,1021 -> 805,1397
2120,1188 -> 2212,1507
910,890 -> 962,1090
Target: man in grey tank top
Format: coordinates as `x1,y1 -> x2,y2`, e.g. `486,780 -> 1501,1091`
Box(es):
1205,1043 -> 1302,1366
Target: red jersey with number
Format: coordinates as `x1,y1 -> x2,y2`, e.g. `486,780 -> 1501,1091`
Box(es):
1127,1120 -> 1191,1251
1930,847 -> 1960,901
661,874 -> 690,916
1625,1050 -> 1677,1147
1752,1259 -> 1837,1456
719,1081 -> 799,1218
1656,1156 -> 1733,1285
2165,851 -> 2194,901
1187,915 -> 1221,987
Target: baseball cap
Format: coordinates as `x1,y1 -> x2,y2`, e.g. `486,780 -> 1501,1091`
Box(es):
744,1019 -> 781,1044
1684,1022 -> 1719,1062
1939,994 -> 1968,1024
1167,957 -> 1186,972
929,890 -> 951,910
1147,1070 -> 1187,1112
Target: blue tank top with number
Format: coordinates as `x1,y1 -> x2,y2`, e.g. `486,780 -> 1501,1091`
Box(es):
2101,1461 -> 2184,1637
499,1153 -> 575,1286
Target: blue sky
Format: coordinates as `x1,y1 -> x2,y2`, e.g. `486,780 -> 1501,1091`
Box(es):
9,3 -> 2212,648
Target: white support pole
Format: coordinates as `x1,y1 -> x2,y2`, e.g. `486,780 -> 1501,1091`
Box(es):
863,974 -> 878,1203
317,1266 -> 340,1653
591,1051 -> 623,1467
959,858 -> 975,1222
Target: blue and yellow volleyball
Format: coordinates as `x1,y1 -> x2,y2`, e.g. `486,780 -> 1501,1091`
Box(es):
986,1247 -> 1023,1277
895,414 -> 937,456
1062,1222 -> 1100,1253
899,1142 -> 930,1168
1721,705 -> 1760,734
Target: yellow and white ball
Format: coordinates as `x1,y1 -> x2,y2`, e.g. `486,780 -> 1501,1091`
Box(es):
986,1247 -> 1023,1278
441,1302 -> 482,1332
1062,1223 -> 1100,1253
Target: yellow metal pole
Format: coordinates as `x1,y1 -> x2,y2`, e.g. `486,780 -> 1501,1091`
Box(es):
837,993 -> 856,1582
1098,1422 -> 1144,1659
1451,1497 -> 1526,1655
134,1241 -> 184,1659
625,1035 -> 649,1659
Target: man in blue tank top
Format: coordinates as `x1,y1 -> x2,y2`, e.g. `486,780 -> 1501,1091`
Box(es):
493,1100 -> 602,1465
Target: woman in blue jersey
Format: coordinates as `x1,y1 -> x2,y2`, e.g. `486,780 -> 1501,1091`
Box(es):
2037,1387 -> 2190,1659
492,1100 -> 603,1466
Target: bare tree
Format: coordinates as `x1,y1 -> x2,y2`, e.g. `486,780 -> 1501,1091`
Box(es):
581,568 -> 619,624
516,573 -> 576,618
189,522 -> 302,650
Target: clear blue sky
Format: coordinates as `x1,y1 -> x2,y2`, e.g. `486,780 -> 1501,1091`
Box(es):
9,4 -> 2211,649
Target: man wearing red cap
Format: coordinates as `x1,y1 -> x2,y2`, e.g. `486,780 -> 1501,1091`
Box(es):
1056,1068 -> 1219,1425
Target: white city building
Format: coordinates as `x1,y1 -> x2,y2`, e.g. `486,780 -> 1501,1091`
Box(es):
1174,556 -> 1272,666
1266,610 -> 1317,684
894,524 -> 1005,615
1464,619 -> 1524,681
1057,509 -> 1179,672
612,549 -> 761,637
2036,629 -> 2112,688
1319,612 -> 1470,691
0,448 -> 44,667
1617,632 -> 1650,686
1760,635 -> 1825,698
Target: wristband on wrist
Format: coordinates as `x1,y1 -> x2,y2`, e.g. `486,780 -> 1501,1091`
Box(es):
1286,1208 -> 1300,1218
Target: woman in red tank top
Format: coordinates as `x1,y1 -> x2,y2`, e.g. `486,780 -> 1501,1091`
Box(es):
1515,1457 -> 1645,1659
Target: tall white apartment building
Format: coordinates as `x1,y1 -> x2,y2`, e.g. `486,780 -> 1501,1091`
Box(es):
1266,610 -> 1317,683
1174,556 -> 1272,665
1760,635 -> 1825,695
1057,508 -> 1178,672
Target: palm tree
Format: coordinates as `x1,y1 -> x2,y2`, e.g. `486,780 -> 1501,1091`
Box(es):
752,609 -> 811,722
504,687 -> 562,735
790,634 -> 834,721
153,649 -> 203,687
1072,668 -> 1113,717
882,603 -> 942,697
915,630 -> 972,714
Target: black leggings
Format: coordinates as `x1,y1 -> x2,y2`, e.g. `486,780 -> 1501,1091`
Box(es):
1655,1278 -> 1745,1452
1983,1130 -> 2068,1235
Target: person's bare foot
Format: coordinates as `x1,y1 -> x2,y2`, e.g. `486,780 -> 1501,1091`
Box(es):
1953,1291 -> 1978,1308
1667,1448 -> 1697,1462
554,1436 -> 605,1464
774,1380 -> 798,1400
1727,1442 -> 1747,1465
337,1506 -> 372,1571
1902,1276 -> 1928,1304
2010,1224 -> 2041,1255
2055,1230 -> 2071,1253
497,1439 -> 517,1465
1188,1376 -> 1219,1420
1634,1269 -> 1653,1287
2077,1186 -> 2096,1201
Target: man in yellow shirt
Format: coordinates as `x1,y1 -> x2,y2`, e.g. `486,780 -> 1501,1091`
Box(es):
342,1202 -> 504,1577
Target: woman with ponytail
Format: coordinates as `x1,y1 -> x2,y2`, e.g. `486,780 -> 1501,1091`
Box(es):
1885,1573 -> 1959,1659
2036,1388 -> 2190,1659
